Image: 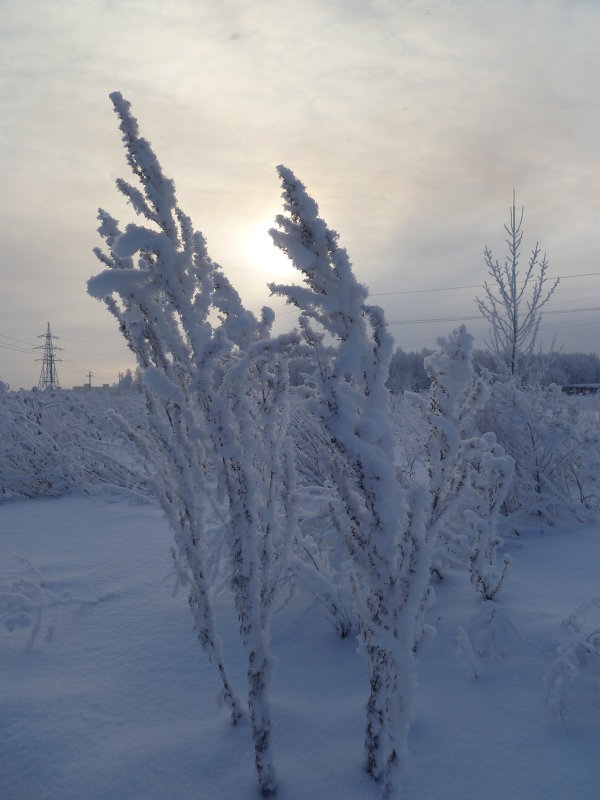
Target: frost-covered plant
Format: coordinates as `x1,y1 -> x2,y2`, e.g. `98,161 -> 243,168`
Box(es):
477,380 -> 600,526
422,329 -> 513,600
545,598 -> 600,725
463,433 -> 513,601
423,328 -> 485,565
89,148 -> 244,731
289,392 -> 348,488
0,383 -> 71,499
89,93 -> 295,796
288,394 -> 361,638
291,486 -> 361,639
0,383 -> 147,501
269,166 -> 432,799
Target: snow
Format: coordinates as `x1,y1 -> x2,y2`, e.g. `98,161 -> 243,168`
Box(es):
2,493 -> 599,799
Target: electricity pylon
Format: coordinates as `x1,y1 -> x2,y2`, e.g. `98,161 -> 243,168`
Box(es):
35,322 -> 62,390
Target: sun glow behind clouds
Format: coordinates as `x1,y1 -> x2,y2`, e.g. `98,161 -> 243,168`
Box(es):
243,219 -> 297,280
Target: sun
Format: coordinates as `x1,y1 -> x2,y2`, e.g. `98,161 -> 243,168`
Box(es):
242,219 -> 297,280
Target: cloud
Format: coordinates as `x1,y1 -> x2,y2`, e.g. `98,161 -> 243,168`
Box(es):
1,0 -> 600,386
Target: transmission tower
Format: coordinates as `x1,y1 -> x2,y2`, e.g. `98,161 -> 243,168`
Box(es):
35,322 -> 63,390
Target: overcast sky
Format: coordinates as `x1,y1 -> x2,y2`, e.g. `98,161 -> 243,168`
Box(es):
2,0 -> 600,388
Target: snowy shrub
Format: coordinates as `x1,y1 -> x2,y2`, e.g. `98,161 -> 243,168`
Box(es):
470,196 -> 600,526
545,598 -> 600,725
289,392 -> 348,488
288,394 -> 361,638
269,182 -> 514,799
422,328 -> 484,572
388,391 -> 427,485
0,383 -> 147,501
463,432 -> 513,601
477,380 -> 600,526
89,92 -> 297,796
0,383 -> 71,499
420,328 -> 513,602
291,485 -> 361,639
270,165 -> 434,799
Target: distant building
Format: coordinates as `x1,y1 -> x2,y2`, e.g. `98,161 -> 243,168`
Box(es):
562,384 -> 600,396
72,384 -> 111,392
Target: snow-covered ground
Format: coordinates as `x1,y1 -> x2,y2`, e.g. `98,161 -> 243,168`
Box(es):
2,494 -> 599,799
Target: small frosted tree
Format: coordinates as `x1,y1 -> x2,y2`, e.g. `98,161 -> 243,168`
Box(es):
423,327 -> 486,552
475,193 -> 558,378
463,431 -> 513,601
89,93 -> 295,797
422,327 -> 512,598
422,329 -> 514,681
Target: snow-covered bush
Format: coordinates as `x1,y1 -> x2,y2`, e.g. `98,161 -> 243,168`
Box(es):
0,383 -> 71,500
269,165 -> 433,799
463,433 -> 513,601
269,181 -> 515,799
287,396 -> 361,638
89,92 -> 297,796
291,484 -> 361,639
477,380 -> 600,526
0,383 -> 147,501
545,598 -> 600,725
469,197 -> 599,527
422,329 -> 513,600
422,328 -> 485,570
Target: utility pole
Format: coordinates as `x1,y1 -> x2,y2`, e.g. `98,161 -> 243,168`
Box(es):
87,371 -> 93,389
35,322 -> 62,390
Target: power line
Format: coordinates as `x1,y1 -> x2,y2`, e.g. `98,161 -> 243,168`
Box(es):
388,314 -> 480,327
544,317 -> 600,332
546,305 -> 600,316
369,271 -> 600,298
388,305 -> 600,328
0,341 -> 34,354
372,284 -> 481,297
550,293 -> 600,308
0,333 -> 37,347
60,361 -> 92,377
